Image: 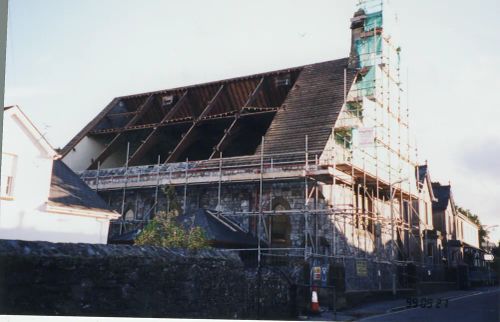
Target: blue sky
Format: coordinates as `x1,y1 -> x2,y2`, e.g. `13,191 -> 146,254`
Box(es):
4,0 -> 499,242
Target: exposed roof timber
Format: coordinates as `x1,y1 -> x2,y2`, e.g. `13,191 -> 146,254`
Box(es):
244,77 -> 266,108
61,65 -> 304,156
115,67 -> 302,101
166,125 -> 200,162
161,91 -> 190,123
127,91 -> 189,165
125,94 -> 158,126
209,116 -> 239,159
62,58 -> 354,168
107,111 -> 138,117
61,98 -> 120,156
88,107 -> 278,135
165,85 -> 225,163
197,85 -> 225,120
210,77 -> 266,159
88,95 -> 155,169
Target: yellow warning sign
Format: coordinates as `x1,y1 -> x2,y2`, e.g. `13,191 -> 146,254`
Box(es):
356,260 -> 368,277
313,266 -> 321,280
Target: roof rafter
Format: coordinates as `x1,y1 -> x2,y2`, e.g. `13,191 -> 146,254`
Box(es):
165,85 -> 225,163
210,77 -> 266,159
127,91 -> 189,165
87,94 -> 155,169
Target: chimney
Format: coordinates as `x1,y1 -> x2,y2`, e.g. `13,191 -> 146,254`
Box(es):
348,9 -> 367,69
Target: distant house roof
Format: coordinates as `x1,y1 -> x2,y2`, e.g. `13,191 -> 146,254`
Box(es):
416,164 -> 436,200
48,160 -> 117,216
109,228 -> 140,244
417,165 -> 428,185
432,182 -> 451,211
177,209 -> 261,248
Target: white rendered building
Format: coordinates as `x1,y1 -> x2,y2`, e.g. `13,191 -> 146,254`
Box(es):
1,105 -> 119,244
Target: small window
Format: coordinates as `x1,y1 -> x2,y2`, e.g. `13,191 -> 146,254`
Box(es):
270,215 -> 290,243
1,153 -> 17,199
124,209 -> 135,221
161,95 -> 174,106
275,77 -> 291,87
334,128 -> 353,149
268,202 -> 291,246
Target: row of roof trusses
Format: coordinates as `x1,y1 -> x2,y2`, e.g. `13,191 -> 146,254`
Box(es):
61,66 -> 304,158
86,71 -> 299,169
89,73 -> 298,135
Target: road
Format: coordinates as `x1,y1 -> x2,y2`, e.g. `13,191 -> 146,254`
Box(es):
360,287 -> 500,322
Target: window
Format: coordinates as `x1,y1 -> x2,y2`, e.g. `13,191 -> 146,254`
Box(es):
275,76 -> 291,87
334,128 -> 353,149
161,95 -> 174,106
270,214 -> 289,242
1,153 -> 17,199
268,202 -> 291,246
124,209 -> 135,221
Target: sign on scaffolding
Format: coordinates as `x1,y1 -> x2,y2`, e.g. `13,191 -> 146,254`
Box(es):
311,265 -> 329,287
358,127 -> 375,147
312,266 -> 322,281
484,254 -> 494,261
356,260 -> 368,277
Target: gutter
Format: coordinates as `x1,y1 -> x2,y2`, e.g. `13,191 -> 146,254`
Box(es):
45,203 -> 121,220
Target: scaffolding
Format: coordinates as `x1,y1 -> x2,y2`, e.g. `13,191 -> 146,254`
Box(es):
77,0 -> 433,292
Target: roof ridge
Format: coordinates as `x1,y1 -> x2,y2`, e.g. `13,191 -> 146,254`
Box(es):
115,57 -> 350,100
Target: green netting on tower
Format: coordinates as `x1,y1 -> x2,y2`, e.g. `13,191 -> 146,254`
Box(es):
355,35 -> 382,68
355,66 -> 376,97
364,11 -> 383,31
357,0 -> 383,15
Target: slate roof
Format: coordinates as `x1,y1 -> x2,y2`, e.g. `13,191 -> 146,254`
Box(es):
259,58 -> 356,155
109,229 -> 140,244
432,183 -> 451,211
417,165 -> 428,185
48,160 -> 115,214
177,209 -> 261,248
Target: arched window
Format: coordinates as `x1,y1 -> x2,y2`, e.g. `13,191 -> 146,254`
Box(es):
124,209 -> 135,221
268,199 -> 291,247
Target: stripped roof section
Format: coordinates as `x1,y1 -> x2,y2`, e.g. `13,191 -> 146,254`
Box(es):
61,58 -> 356,169
60,65 -> 303,156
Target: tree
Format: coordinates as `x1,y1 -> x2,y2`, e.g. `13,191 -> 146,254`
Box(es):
135,186 -> 209,249
455,205 -> 488,245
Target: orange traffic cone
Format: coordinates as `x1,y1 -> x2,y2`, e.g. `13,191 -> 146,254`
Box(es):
311,287 -> 320,314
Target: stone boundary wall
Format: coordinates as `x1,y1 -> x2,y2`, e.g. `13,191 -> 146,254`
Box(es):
0,240 -> 293,319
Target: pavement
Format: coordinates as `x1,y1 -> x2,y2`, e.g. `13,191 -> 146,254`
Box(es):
307,286 -> 500,322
